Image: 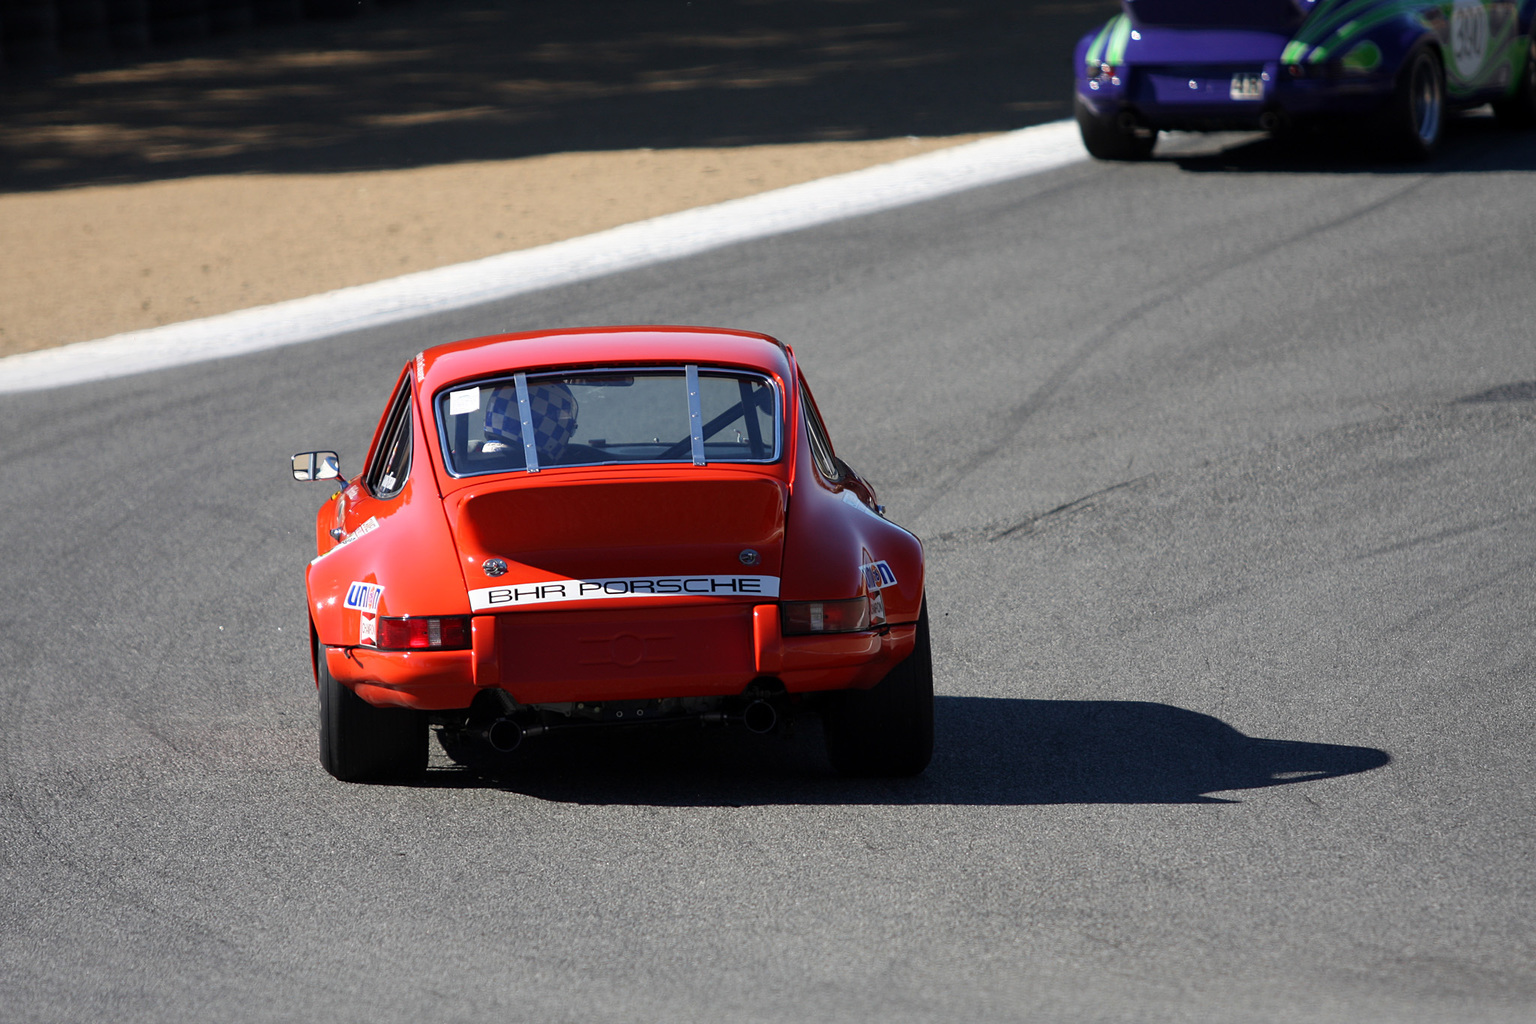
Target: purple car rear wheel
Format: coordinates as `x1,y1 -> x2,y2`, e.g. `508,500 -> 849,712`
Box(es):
1075,95 -> 1157,162
1382,47 -> 1445,160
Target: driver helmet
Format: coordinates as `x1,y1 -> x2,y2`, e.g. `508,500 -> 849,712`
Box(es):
483,382 -> 579,463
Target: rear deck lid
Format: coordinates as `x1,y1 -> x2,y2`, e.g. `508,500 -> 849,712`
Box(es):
451,473 -> 787,612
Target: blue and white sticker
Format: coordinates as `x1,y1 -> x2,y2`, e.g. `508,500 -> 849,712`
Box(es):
344,581 -> 385,613
860,560 -> 898,591
469,574 -> 779,612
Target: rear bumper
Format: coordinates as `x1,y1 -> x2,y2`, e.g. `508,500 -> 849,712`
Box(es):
1077,66 -> 1395,131
324,603 -> 917,710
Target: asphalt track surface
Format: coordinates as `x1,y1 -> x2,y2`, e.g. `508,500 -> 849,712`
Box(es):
3,123 -> 1535,1023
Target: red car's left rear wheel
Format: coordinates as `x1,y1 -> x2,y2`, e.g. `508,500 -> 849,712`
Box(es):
822,601 -> 934,778
317,641 -> 427,782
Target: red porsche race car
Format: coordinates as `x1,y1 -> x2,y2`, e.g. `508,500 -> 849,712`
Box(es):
292,326 -> 931,782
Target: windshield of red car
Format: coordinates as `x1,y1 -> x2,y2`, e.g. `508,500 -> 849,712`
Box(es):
433,366 -> 781,476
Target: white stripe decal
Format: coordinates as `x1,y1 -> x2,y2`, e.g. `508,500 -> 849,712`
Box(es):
470,574 -> 780,612
0,121 -> 1085,395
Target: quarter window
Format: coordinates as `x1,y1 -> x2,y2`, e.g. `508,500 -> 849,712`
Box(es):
366,383 -> 413,499
799,381 -> 842,482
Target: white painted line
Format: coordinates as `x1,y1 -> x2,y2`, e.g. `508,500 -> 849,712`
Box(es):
0,120 -> 1085,395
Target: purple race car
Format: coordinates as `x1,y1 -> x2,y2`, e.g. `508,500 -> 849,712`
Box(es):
1074,0 -> 1536,159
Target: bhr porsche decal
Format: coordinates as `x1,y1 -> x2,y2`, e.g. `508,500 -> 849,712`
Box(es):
469,574 -> 780,611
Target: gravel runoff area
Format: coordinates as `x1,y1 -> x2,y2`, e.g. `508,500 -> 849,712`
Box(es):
0,0 -> 1115,360
0,134 -> 987,359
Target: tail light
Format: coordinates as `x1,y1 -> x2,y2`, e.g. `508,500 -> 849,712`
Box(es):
781,597 -> 873,635
375,616 -> 471,651
1087,62 -> 1121,87
1286,61 -> 1342,80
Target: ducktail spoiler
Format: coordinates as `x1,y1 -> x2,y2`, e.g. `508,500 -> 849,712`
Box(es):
1123,0 -> 1313,31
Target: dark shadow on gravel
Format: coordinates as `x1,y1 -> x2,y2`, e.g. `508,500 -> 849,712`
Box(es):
408,696 -> 1390,806
0,0 -> 1116,193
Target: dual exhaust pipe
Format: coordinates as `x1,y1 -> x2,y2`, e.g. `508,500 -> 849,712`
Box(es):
1259,110 -> 1289,132
1116,110 -> 1289,134
474,699 -> 780,753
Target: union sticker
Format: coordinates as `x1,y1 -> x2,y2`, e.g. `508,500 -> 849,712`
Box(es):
860,560 -> 898,591
344,581 -> 384,613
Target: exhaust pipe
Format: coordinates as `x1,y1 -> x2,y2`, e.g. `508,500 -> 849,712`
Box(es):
477,717 -> 544,753
742,699 -> 778,735
1260,110 -> 1288,132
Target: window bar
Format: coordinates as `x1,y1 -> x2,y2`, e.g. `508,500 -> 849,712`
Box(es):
738,378 -> 764,457
513,372 -> 540,473
685,364 -> 707,466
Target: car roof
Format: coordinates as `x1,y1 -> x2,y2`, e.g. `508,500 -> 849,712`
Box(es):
416,326 -> 794,397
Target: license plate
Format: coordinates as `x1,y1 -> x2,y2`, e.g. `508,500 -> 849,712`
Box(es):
1230,73 -> 1264,101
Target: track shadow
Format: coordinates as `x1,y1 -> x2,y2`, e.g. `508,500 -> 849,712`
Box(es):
409,696 -> 1390,806
0,0 -> 1116,193
1458,381 -> 1536,403
1166,112 -> 1536,175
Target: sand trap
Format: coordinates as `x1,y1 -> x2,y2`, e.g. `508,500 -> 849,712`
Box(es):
0,135 -> 987,358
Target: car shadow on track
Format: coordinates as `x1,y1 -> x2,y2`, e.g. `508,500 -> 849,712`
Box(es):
1165,114 -> 1536,175
406,696 -> 1390,806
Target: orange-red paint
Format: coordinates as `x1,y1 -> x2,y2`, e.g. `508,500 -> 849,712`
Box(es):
305,326 -> 923,711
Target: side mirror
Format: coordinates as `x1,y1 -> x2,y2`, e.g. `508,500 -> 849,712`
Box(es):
292,450 -> 342,482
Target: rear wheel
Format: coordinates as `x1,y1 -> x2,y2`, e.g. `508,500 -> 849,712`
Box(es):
823,602 -> 934,777
317,641 -> 427,782
1381,46 -> 1444,159
1493,34 -> 1536,129
1075,95 -> 1157,161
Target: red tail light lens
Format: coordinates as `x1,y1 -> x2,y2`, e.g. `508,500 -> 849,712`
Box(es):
375,616 -> 471,651
780,598 -> 872,635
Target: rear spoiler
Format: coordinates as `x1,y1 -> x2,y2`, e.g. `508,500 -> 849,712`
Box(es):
1123,0 -> 1314,30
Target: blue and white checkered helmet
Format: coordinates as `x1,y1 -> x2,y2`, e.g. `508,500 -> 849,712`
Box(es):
484,382 -> 579,463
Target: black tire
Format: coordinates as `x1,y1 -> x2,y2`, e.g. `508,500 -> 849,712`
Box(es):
1381,46 -> 1445,160
823,602 -> 934,777
317,639 -> 427,782
1493,33 -> 1536,129
1075,94 -> 1157,161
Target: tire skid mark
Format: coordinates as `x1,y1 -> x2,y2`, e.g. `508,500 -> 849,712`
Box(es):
1357,507 -> 1536,561
907,171 -> 1436,522
924,473 -> 1154,553
989,473 -> 1155,541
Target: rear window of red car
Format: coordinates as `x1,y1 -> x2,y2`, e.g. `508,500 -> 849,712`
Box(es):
434,366 -> 780,476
